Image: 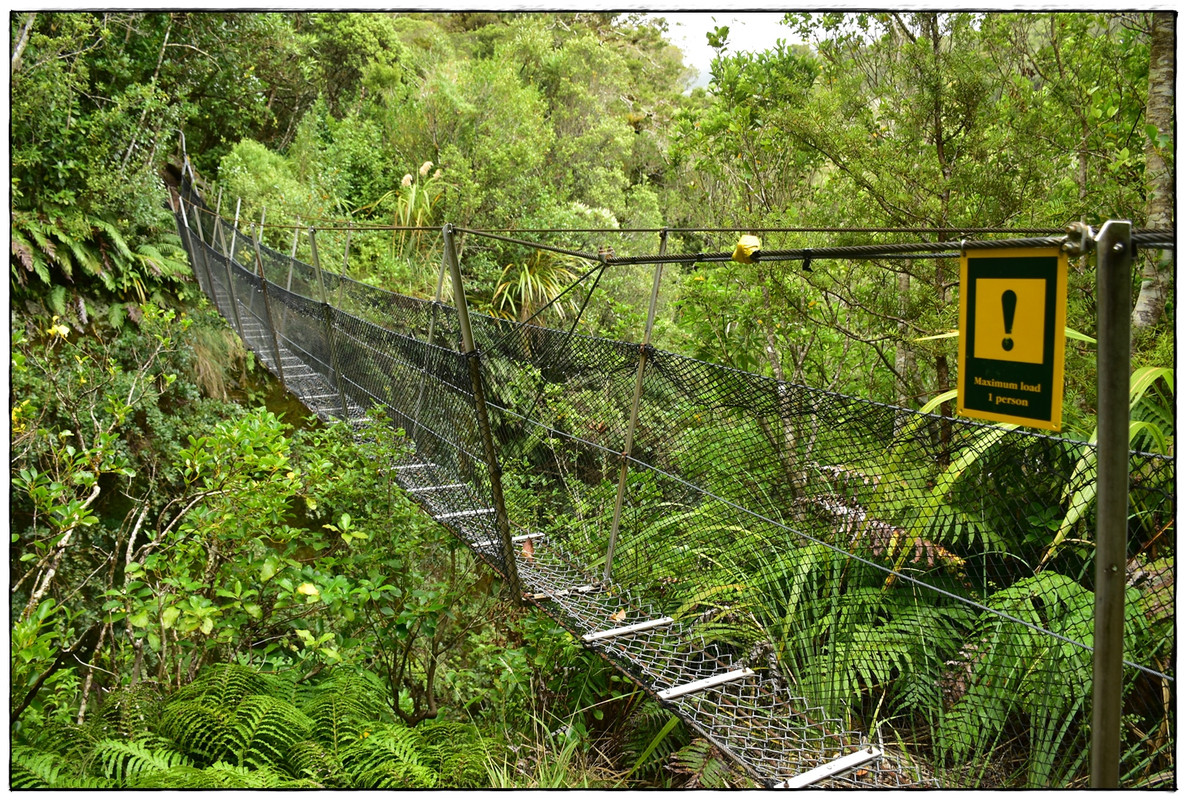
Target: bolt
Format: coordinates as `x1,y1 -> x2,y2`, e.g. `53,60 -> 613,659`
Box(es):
1111,564 -> 1119,573
1113,243 -> 1125,253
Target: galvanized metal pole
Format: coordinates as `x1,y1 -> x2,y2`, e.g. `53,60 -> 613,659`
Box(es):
175,194 -> 208,296
308,227 -> 352,420
1091,220 -> 1132,788
252,220 -> 286,385
212,189 -> 224,251
336,224 -> 352,309
442,224 -> 523,601
220,198 -> 246,337
188,185 -> 208,246
603,228 -> 668,585
278,220 -> 300,338
180,185 -> 217,300
410,253 -> 450,445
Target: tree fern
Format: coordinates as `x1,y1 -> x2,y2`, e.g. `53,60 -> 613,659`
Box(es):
11,745 -> 72,789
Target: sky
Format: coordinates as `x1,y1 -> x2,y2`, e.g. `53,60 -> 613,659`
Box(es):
644,11 -> 800,89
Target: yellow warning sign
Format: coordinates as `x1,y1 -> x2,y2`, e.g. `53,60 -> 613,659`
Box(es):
957,247 -> 1067,430
972,278 -> 1046,364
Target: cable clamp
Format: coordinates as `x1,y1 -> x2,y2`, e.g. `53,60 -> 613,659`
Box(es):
464,348 -> 483,360
1062,222 -> 1095,258
802,249 -> 813,272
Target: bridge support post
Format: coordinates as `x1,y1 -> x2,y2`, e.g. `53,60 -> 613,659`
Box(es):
309,227 -> 353,421
442,224 -> 523,602
175,192 -> 211,297
336,224 -> 352,309
277,219 -> 300,340
410,253 -> 449,449
604,228 -> 668,585
251,217 -> 286,386
212,189 -> 225,253
1091,220 -> 1132,788
219,198 -> 247,339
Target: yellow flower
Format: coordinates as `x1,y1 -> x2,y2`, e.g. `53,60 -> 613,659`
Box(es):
46,322 -> 70,338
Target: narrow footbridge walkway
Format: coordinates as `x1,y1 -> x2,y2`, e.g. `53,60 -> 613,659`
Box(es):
171,177 -> 1174,788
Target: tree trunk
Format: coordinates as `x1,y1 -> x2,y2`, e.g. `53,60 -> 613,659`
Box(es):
1131,11 -> 1175,331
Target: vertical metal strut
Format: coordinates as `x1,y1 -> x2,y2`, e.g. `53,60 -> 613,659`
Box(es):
442,224 -> 523,601
410,253 -> 450,447
1091,220 -> 1132,788
604,228 -> 668,584
308,227 -> 352,420
176,193 -> 211,296
251,216 -> 286,385
220,198 -> 246,337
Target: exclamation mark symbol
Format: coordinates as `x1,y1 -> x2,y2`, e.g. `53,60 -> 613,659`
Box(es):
1001,290 -> 1017,352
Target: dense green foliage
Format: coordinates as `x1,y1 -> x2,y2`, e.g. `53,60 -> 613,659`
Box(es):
10,10 -> 1174,788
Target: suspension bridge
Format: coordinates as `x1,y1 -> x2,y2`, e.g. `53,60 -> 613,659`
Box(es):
170,169 -> 1175,788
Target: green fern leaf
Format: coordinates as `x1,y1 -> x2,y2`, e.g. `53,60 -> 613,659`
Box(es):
417,720 -> 490,788
11,745 -> 67,788
340,724 -> 434,788
225,694 -> 313,769
285,739 -> 341,786
171,662 -> 274,707
159,699 -> 232,764
128,761 -> 319,789
87,736 -> 193,783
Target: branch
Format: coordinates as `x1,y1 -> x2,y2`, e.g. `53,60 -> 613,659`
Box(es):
11,12 -> 36,73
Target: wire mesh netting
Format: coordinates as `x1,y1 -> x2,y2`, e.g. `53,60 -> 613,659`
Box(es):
174,180 -> 1175,789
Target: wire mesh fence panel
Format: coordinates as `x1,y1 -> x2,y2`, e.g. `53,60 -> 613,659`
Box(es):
172,181 -> 1174,789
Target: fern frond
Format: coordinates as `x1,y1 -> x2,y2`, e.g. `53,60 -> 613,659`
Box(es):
225,694 -> 313,770
297,670 -> 389,752
418,720 -> 490,788
285,739 -> 341,786
86,736 -> 193,784
159,699 -> 232,764
94,683 -> 166,741
91,217 -> 134,261
171,662 -> 274,707
339,724 -> 434,788
128,761 -> 319,789
11,745 -> 69,788
669,740 -> 750,788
